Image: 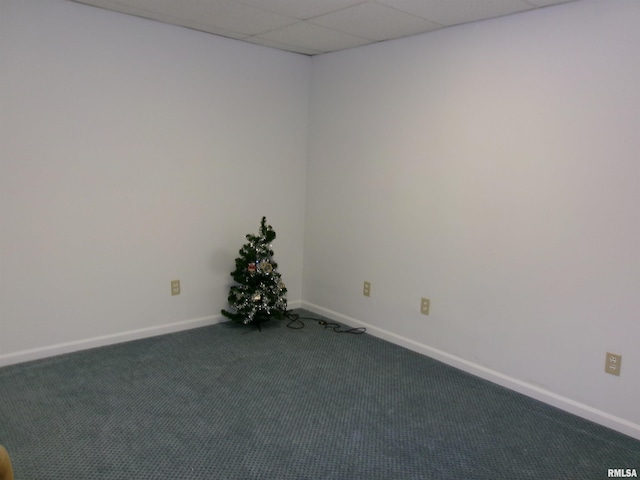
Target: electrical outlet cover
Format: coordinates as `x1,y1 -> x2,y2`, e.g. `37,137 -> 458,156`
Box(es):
171,279 -> 181,296
421,297 -> 430,315
605,352 -> 621,376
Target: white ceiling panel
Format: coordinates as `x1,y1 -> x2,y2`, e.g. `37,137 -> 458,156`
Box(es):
525,0 -> 576,6
70,0 -> 585,55
234,0 -> 368,20
175,0 -> 297,36
309,2 -> 442,41
377,0 -> 534,26
242,36 -> 323,56
256,21 -> 372,53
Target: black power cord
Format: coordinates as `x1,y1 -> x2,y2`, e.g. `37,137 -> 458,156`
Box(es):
284,311 -> 366,334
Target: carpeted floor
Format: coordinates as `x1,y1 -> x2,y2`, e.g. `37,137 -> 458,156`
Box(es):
1,310 -> 638,479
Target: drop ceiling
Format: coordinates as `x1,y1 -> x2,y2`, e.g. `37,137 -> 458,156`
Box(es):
70,0 -> 581,56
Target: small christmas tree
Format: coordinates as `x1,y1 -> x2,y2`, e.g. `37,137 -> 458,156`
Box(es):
221,217 -> 287,327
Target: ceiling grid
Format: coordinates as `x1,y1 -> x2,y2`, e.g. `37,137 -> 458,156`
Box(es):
70,0 -> 582,55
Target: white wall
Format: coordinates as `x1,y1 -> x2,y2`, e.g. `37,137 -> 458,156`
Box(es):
304,0 -> 640,438
0,0 -> 310,362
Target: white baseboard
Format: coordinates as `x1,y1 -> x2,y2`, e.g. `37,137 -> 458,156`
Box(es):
3,300 -> 638,440
0,300 -> 305,368
0,314 -> 224,368
300,301 -> 640,441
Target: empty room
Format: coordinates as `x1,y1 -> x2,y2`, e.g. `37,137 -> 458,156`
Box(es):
1,0 -> 639,478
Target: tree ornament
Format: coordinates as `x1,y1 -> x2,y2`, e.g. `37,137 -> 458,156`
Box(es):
259,260 -> 273,274
221,217 -> 288,328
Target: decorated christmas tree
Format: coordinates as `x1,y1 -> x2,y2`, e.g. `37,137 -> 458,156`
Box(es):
221,217 -> 287,327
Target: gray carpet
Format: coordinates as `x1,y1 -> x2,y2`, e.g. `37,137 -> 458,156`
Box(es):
1,309 -> 638,479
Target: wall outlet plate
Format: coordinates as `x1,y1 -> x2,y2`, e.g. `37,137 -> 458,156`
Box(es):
363,281 -> 371,297
421,297 -> 430,315
605,352 -> 621,376
171,279 -> 181,296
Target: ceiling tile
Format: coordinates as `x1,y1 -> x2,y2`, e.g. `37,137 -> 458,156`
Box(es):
172,21 -> 249,40
243,36 -> 324,56
73,0 -> 299,36
172,0 -> 298,36
234,0 -> 368,20
309,2 -> 442,41
378,0 -> 534,26
525,0 -> 575,6
256,22 -> 372,53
